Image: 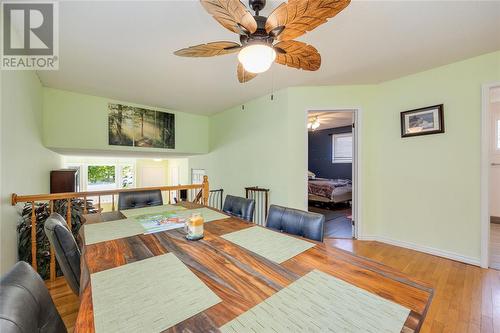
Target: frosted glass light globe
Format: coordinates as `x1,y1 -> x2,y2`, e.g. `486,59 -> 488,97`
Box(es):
238,44 -> 276,74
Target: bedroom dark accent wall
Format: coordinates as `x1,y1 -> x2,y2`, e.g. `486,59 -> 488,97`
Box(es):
308,125 -> 352,180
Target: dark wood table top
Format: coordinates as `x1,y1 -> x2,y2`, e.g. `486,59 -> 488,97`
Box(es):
76,202 -> 432,333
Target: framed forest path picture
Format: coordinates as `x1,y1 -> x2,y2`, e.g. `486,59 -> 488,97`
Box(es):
108,103 -> 175,149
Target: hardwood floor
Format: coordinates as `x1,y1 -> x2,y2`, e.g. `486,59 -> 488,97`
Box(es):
46,277 -> 79,332
309,205 -> 353,238
47,238 -> 500,332
490,223 -> 500,270
328,239 -> 500,333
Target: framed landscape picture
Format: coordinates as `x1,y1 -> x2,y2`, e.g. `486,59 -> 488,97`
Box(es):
400,104 -> 444,138
108,103 -> 175,149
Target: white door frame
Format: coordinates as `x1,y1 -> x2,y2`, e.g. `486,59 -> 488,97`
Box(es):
481,82 -> 500,268
304,108 -> 363,238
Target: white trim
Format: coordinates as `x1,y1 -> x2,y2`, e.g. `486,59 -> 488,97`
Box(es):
358,235 -> 480,266
481,82 -> 500,268
304,107 -> 363,239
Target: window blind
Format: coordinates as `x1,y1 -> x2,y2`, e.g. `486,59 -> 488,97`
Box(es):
332,134 -> 353,163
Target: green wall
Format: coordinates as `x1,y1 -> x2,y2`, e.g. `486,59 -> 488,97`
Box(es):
191,51 -> 500,263
190,89 -> 291,206
1,72 -> 62,275
43,88 -> 210,155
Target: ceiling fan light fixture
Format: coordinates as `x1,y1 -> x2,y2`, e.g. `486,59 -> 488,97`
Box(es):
308,116 -> 320,130
238,44 -> 276,74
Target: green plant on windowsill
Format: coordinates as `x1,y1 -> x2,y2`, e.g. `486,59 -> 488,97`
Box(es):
17,198 -> 97,280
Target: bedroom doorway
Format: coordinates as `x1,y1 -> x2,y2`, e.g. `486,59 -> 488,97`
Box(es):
307,110 -> 358,239
481,83 -> 500,269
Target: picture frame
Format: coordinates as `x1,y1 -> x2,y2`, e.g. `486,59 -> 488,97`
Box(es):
108,103 -> 175,149
400,104 -> 444,138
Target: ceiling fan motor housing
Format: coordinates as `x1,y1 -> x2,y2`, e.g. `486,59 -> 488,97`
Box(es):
240,15 -> 274,46
249,0 -> 266,13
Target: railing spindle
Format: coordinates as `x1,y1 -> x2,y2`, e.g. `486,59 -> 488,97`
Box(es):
49,200 -> 56,281
112,194 -> 115,211
30,201 -> 37,272
66,198 -> 72,231
245,187 -> 270,226
83,196 -> 88,214
98,195 -> 101,211
202,176 -> 209,205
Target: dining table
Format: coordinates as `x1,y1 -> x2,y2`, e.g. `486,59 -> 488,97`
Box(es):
75,202 -> 433,333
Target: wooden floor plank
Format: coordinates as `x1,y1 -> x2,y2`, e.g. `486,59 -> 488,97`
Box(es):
45,278 -> 79,332
328,239 -> 500,333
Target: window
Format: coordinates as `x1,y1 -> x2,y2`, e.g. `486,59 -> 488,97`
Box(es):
332,133 -> 353,163
63,160 -> 135,191
88,165 -> 116,185
63,158 -> 137,208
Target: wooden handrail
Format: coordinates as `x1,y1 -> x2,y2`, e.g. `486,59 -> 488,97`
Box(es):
12,177 -> 209,281
12,183 -> 207,205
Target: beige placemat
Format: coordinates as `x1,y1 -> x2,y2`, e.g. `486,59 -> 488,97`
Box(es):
221,269 -> 410,333
91,253 -> 222,333
84,218 -> 145,245
121,204 -> 186,218
221,227 -> 315,263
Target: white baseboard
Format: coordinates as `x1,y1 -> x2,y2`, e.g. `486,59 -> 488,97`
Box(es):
357,235 -> 480,266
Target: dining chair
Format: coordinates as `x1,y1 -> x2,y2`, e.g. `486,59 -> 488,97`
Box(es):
222,195 -> 255,222
0,261 -> 67,333
266,205 -> 325,242
44,213 -> 81,295
118,189 -> 163,210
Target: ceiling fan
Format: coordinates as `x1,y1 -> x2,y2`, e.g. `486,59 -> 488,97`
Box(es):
174,0 -> 351,83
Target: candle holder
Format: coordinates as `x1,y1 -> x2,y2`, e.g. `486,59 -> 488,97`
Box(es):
185,212 -> 204,241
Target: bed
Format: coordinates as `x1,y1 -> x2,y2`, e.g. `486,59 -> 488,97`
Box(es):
308,177 -> 352,204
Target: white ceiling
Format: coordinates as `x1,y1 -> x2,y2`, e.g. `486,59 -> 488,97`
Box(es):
32,0 -> 500,115
308,111 -> 353,131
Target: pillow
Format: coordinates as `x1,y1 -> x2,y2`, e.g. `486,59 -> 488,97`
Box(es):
308,170 -> 316,179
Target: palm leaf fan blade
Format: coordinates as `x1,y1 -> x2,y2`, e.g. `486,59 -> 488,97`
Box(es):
174,42 -> 241,57
266,0 -> 351,40
200,0 -> 257,34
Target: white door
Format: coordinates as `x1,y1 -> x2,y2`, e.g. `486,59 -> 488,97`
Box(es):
169,166 -> 179,201
191,169 -> 206,185
490,90 -> 500,218
351,112 -> 357,238
170,166 -> 179,185
489,86 -> 500,269
141,166 -> 166,187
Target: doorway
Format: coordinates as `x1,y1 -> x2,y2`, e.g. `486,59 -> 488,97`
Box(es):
484,84 -> 500,269
306,109 -> 359,239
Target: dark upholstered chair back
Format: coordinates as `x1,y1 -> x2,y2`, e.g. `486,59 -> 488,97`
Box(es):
0,261 -> 67,333
44,213 -> 81,295
222,195 -> 255,222
118,190 -> 163,210
266,205 -> 325,242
